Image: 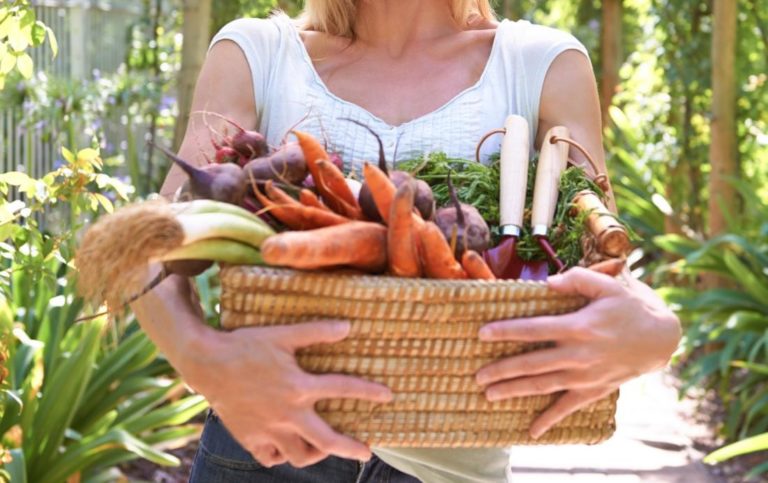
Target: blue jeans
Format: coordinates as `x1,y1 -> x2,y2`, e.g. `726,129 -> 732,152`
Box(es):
189,412 -> 421,482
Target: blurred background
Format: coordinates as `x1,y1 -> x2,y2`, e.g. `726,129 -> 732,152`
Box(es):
0,0 -> 766,481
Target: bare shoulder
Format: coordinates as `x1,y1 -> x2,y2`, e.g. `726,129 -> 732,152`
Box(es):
539,49 -> 599,133
299,29 -> 353,60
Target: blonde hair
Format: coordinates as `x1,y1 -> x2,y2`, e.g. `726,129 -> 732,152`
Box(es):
299,0 -> 497,38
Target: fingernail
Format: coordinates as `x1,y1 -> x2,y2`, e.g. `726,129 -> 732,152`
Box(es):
530,427 -> 544,440
478,327 -> 493,341
475,372 -> 489,386
485,389 -> 500,402
548,274 -> 564,285
333,321 -> 351,334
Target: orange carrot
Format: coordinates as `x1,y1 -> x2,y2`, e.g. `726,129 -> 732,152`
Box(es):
388,182 -> 421,278
264,180 -> 301,207
461,250 -> 496,280
419,221 -> 467,279
292,130 -> 361,217
291,130 -> 329,178
253,183 -> 348,230
315,160 -> 363,219
252,183 -> 304,228
261,221 -> 388,272
363,162 -> 397,224
290,206 -> 349,229
299,189 -> 328,211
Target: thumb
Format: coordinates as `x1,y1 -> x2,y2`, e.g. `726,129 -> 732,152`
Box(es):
267,320 -> 351,351
547,267 -> 625,300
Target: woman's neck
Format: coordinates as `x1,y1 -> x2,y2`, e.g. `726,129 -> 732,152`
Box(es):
353,0 -> 460,55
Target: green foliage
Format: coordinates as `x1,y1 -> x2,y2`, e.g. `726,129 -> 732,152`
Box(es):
0,0 -> 57,90
657,185 -> 768,446
211,0 -> 303,36
0,149 -> 207,482
400,152 -> 611,268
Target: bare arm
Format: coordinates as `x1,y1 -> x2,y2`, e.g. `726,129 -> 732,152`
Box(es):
536,50 -> 617,211
132,40 -> 391,468
160,41 -> 258,198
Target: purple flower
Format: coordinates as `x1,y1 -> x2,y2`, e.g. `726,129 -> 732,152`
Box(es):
92,69 -> 101,80
160,95 -> 176,111
53,158 -> 65,169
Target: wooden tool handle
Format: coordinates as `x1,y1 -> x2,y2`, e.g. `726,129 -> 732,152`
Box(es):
499,115 -> 530,232
532,126 -> 570,235
573,190 -> 632,257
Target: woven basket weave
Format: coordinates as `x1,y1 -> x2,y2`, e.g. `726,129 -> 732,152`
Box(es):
220,265 -> 618,448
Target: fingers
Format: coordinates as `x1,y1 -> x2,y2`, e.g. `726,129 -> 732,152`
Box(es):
250,444 -> 287,468
272,432 -> 328,468
479,314 -> 582,342
529,387 -> 615,439
306,374 -> 393,403
268,320 -> 351,350
547,267 -> 625,300
476,348 -> 582,386
299,413 -> 373,462
484,371 -> 577,401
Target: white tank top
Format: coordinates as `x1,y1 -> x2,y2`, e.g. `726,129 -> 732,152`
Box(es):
211,14 -> 588,483
211,14 -> 588,171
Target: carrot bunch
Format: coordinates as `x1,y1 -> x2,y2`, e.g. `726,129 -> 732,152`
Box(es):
258,131 -> 495,280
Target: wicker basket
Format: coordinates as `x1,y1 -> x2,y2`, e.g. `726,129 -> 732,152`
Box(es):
220,265 -> 618,448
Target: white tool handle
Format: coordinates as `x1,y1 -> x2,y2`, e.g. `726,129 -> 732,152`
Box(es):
532,126 -> 570,235
498,115 -> 530,236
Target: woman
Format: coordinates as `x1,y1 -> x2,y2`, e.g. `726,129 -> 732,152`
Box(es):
134,1 -> 681,481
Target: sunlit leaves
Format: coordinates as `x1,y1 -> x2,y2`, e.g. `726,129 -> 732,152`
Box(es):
0,1 -> 57,89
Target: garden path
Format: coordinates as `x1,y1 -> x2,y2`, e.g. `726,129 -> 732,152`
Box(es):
507,370 -> 720,482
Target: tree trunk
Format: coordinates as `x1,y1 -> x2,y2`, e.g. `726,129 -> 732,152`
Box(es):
600,0 -> 622,126
173,0 -> 213,151
708,0 -> 738,237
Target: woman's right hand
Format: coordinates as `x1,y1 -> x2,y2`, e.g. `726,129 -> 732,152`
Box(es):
176,320 -> 393,468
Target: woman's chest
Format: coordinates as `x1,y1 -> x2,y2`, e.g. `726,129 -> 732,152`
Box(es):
315,50 -> 488,128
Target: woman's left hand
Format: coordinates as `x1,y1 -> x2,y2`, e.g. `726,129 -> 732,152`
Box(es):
475,267 -> 681,439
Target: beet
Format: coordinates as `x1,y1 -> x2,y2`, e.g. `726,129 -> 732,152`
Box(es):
229,129 -> 268,160
390,171 -> 435,220
342,117 -> 434,221
205,112 -> 268,163
434,174 -> 490,258
154,143 -> 247,206
244,142 -> 307,185
328,152 -> 344,170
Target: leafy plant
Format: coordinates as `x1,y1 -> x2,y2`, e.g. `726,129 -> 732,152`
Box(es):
656,182 -> 768,475
0,148 -> 207,482
705,432 -> 768,479
0,0 -> 57,90
400,152 -> 612,267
